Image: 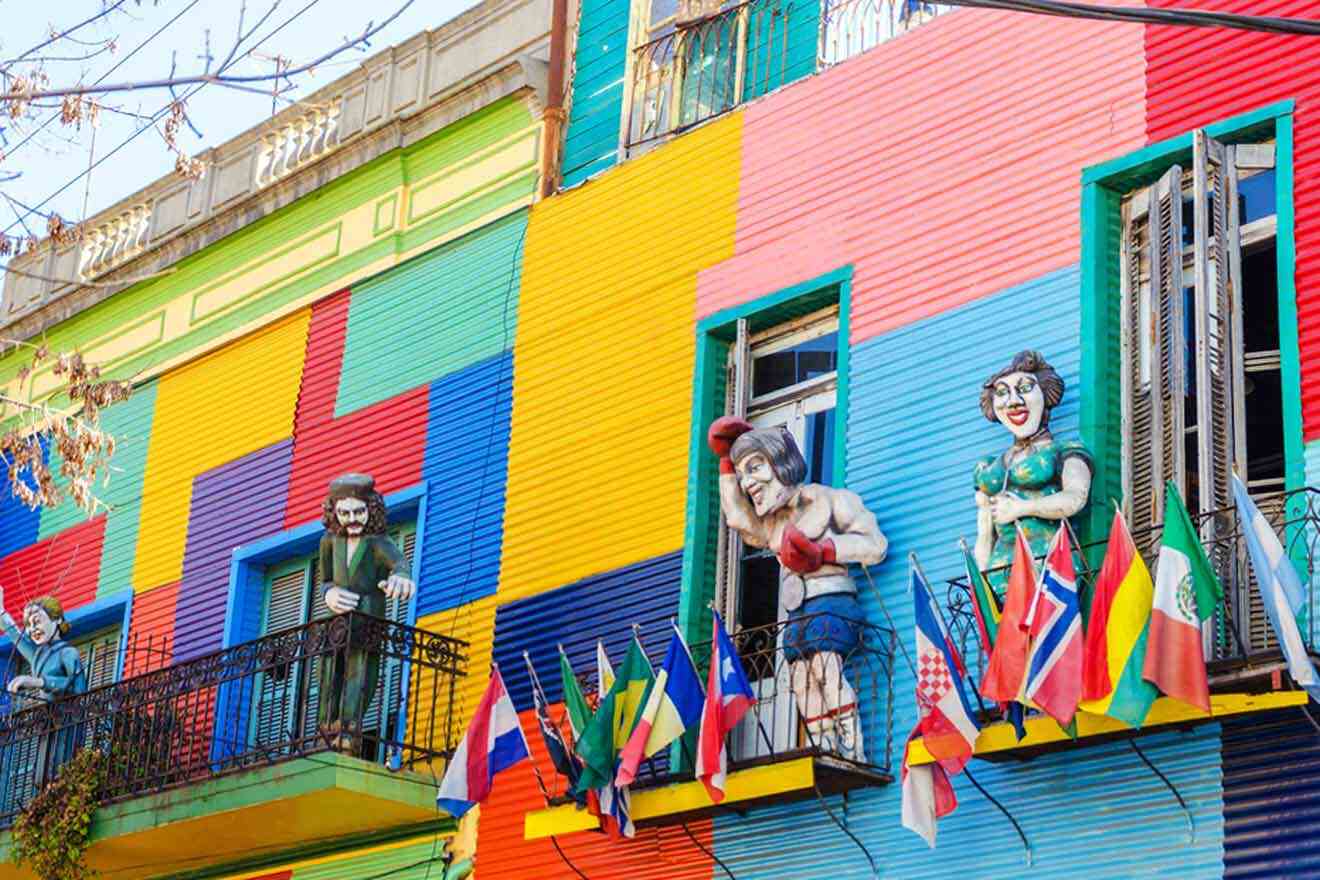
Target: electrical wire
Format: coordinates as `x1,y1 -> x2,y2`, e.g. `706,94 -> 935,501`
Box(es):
943,0 -> 1320,34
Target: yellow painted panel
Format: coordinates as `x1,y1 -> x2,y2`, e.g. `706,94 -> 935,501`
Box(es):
524,756 -> 816,839
131,310 -> 309,591
213,831 -> 444,879
499,113 -> 744,601
412,596 -> 500,775
407,128 -> 539,225
906,690 -> 1309,765
191,223 -> 344,321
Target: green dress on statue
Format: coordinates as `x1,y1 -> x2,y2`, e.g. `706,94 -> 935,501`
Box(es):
974,436 -> 1094,598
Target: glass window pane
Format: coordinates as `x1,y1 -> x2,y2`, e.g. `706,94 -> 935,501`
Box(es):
752,331 -> 838,397
804,408 -> 835,486
650,0 -> 678,25
1238,169 -> 1276,225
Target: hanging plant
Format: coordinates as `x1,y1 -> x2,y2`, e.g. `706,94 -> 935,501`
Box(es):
11,747 -> 107,880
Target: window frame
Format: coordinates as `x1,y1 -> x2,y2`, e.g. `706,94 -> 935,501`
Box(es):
1078,100 -> 1301,546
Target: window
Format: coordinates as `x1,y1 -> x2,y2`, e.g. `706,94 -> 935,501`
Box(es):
1118,130 -> 1281,650
250,524 -> 416,761
73,625 -> 121,691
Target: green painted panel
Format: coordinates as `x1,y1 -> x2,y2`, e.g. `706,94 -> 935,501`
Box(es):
561,0 -> 631,186
335,210 -> 528,418
292,838 -> 449,880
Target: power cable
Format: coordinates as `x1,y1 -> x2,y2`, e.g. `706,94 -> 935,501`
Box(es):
943,0 -> 1320,34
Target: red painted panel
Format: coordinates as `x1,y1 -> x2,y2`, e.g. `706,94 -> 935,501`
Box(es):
473,707 -> 714,879
0,515 -> 105,622
1145,0 -> 1320,439
284,289 -> 428,526
122,581 -> 179,679
697,5 -> 1147,341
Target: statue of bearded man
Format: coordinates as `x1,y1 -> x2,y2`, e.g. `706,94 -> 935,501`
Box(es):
317,473 -> 415,749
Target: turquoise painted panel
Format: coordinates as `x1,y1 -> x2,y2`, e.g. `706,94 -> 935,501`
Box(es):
743,0 -> 819,102
561,0 -> 631,187
335,211 -> 527,418
710,268 -> 1223,876
1306,439 -> 1320,488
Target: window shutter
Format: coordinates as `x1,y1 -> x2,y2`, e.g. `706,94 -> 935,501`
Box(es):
76,628 -> 121,690
254,566 -> 308,750
714,318 -> 750,627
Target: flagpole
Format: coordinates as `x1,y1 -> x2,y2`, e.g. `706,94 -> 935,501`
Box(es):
913,551 -> 989,714
520,651 -> 556,802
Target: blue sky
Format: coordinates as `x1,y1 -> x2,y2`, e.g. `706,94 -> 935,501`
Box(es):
1,0 -> 482,245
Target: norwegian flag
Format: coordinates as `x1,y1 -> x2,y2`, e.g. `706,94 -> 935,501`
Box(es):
912,558 -> 980,774
1022,525 -> 1084,726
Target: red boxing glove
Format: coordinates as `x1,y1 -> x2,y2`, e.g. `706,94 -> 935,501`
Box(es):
778,524 -> 836,574
707,416 -> 754,474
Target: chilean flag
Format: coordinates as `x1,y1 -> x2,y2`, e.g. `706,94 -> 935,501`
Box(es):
437,665 -> 531,818
696,611 -> 755,803
912,559 -> 980,774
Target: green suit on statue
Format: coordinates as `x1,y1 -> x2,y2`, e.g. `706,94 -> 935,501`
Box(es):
316,474 -> 415,747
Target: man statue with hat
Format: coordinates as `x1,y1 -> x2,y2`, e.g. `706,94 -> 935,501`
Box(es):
318,473 -> 415,749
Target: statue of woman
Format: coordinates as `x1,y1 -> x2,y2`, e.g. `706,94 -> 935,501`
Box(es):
973,350 -> 1093,596
0,591 -> 86,705
708,417 -> 887,762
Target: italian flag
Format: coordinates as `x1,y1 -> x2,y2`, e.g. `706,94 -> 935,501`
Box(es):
1078,508 -> 1160,727
1141,482 -> 1223,714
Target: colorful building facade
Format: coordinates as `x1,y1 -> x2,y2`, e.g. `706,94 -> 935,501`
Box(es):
0,0 -> 1317,877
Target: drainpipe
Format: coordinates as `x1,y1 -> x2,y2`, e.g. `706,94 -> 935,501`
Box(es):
540,0 -> 569,199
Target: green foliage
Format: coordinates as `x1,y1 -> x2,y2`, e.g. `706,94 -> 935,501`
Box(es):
11,747 -> 106,880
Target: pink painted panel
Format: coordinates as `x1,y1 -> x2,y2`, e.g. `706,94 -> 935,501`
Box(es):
698,4 -> 1148,342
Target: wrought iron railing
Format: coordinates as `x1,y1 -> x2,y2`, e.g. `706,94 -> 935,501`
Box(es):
0,613 -> 466,825
945,487 -> 1320,702
817,0 -> 951,66
625,0 -> 800,149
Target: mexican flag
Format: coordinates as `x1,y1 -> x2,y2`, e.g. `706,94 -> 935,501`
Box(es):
1141,482 -> 1223,714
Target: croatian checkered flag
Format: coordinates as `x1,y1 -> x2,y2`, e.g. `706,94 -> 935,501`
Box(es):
912,556 -> 980,773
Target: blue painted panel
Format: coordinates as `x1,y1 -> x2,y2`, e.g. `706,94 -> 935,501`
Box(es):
709,267 -> 1225,876
560,0 -> 631,187
491,551 -> 683,712
0,439 -> 44,561
415,352 -> 513,616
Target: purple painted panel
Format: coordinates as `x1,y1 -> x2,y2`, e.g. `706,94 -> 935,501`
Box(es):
173,440 -> 293,661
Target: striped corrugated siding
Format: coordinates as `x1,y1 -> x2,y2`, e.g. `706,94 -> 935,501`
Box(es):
695,5 -> 1146,340
173,440 -> 293,661
471,707 -> 715,879
1144,0 -> 1320,440
416,352 -> 513,616
0,514 -> 105,622
133,311 -> 308,592
413,595 -> 500,761
1222,708 -> 1320,878
122,581 -> 178,678
335,211 -> 527,418
560,0 -> 630,187
0,455 -> 41,561
492,551 -> 682,711
289,837 -> 444,880
501,115 -> 740,602
284,289 -> 427,527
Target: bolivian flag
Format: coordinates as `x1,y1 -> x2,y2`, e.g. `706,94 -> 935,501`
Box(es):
1079,508 -> 1160,727
574,635 -> 654,794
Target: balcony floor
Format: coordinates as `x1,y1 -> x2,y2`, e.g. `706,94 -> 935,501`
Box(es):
0,752 -> 451,880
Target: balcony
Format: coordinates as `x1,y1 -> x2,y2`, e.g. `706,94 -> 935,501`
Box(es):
525,612 -> 895,839
914,487 -> 1320,764
0,613 -> 466,880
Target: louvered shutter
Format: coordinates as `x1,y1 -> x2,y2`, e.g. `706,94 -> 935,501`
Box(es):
1125,165 -> 1186,557
714,319 -> 750,627
253,566 -> 308,751
75,627 -> 121,690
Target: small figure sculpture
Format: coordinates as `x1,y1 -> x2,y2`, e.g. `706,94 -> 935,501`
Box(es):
317,474 -> 415,749
973,350 -> 1093,597
0,589 -> 86,705
708,418 -> 887,761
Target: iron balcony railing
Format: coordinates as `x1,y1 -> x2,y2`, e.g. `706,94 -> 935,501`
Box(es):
540,613 -> 895,807
945,486 -> 1320,705
0,612 -> 467,825
817,0 -> 950,66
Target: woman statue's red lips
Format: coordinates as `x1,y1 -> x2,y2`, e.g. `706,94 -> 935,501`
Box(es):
1003,406 -> 1030,426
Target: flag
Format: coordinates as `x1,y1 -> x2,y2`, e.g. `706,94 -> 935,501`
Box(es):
696,611 -> 755,803
1022,525 -> 1085,727
598,639 -> 616,693
559,645 -> 593,741
980,528 -> 1037,704
961,538 -> 1001,655
525,652 -> 585,804
616,626 -> 706,787
437,666 -> 531,818
1232,475 -> 1320,702
900,726 -> 957,848
1143,481 -> 1222,713
574,635 -> 654,794
912,559 -> 980,773
1079,508 -> 1160,727
582,641 -> 632,838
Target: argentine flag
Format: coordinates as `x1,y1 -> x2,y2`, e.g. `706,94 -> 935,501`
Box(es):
437,665 -> 531,817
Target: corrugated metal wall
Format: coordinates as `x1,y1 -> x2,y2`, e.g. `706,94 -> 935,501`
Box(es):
335,211 -> 527,418
492,551 -> 682,710
1144,0 -> 1320,440
284,288 -> 428,527
416,352 -> 513,616
122,581 -> 179,678
0,456 -> 41,561
559,0 -> 630,187
133,311 -> 308,592
695,5 -> 1147,340
0,515 -> 104,623
173,440 -> 293,661
501,115 -> 741,603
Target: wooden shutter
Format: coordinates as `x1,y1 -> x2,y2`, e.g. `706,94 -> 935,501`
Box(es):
76,627 -> 122,690
714,318 -> 749,626
253,566 -> 308,750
